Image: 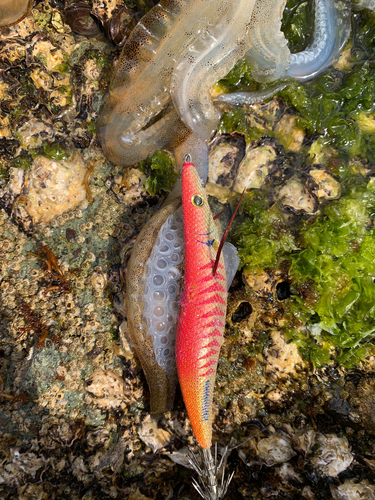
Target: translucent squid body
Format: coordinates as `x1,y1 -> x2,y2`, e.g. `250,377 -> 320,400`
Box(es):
97,0 -> 352,167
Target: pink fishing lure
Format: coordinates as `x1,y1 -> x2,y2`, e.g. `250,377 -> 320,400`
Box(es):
176,158 -> 227,449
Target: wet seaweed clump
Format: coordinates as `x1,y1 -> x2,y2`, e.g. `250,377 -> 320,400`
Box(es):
138,150 -> 178,196
232,176 -> 375,369
231,191 -> 298,273
286,177 -> 375,368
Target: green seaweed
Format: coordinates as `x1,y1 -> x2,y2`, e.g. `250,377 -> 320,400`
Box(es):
42,143 -> 69,161
138,150 -> 178,196
286,178 -> 375,367
282,0 -> 314,53
231,177 -> 375,368
231,191 -> 298,272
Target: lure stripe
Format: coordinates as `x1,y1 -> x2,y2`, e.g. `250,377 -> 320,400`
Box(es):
196,294 -> 227,306
197,350 -> 219,360
199,261 -> 224,271
198,271 -> 225,283
197,238 -> 215,247
200,307 -> 225,319
200,283 -> 227,294
176,160 -> 228,450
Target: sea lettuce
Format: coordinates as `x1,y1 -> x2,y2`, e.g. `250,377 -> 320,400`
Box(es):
286,178 -> 375,367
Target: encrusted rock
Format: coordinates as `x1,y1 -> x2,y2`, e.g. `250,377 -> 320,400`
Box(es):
264,331 -> 306,379
307,166 -> 341,200
0,153 -> 88,231
207,133 -> 246,202
85,369 -> 129,410
310,433 -> 353,477
138,415 -> 172,453
277,177 -> 319,214
330,479 -> 375,500
233,140 -> 279,193
256,434 -> 296,466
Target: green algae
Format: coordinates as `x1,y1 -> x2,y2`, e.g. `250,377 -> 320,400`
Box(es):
215,2 -> 375,369
139,150 -> 178,196
231,177 -> 375,368
286,177 -> 375,368
282,0 -> 314,53
231,191 -> 298,272
42,143 -> 69,161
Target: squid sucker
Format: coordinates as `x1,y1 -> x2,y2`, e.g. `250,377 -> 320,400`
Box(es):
125,197 -> 183,416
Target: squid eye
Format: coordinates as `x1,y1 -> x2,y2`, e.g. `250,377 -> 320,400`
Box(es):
192,194 -> 204,207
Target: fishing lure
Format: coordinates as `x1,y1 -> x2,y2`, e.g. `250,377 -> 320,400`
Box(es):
176,156 -> 243,499
176,156 -> 227,450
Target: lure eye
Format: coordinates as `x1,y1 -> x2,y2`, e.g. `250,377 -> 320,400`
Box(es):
192,194 -> 204,207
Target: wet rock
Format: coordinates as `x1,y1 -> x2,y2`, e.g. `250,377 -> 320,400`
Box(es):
85,369 -> 129,410
0,449 -> 44,486
307,166 -> 341,201
330,479 -> 375,500
291,429 -> 316,456
277,177 -> 319,214
138,415 -> 172,452
274,113 -> 305,152
0,153 -> 88,231
111,168 -> 147,205
207,133 -> 246,202
233,140 -> 279,193
276,462 -> 302,484
302,485 -> 316,500
256,434 -> 296,466
349,374 -> 375,432
310,433 -> 353,477
243,269 -> 281,301
264,331 -> 306,379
